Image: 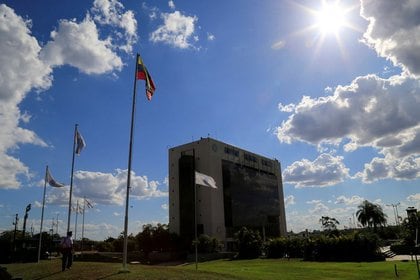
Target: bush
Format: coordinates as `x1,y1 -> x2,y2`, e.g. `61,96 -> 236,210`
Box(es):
197,234 -> 219,253
390,244 -> 420,255
235,227 -> 263,259
266,238 -> 287,258
266,232 -> 384,262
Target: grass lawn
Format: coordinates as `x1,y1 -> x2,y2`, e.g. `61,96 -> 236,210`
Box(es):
2,258 -> 419,279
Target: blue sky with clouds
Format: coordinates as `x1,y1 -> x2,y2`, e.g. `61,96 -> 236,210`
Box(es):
0,0 -> 419,240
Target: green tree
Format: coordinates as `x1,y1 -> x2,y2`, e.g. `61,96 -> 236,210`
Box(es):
401,210 -> 420,246
356,200 -> 387,231
319,216 -> 340,237
319,216 -> 340,231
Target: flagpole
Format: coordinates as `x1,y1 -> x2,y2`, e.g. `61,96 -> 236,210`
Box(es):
122,53 -> 140,272
67,124 -> 78,234
74,200 -> 79,246
193,149 -> 198,270
81,197 -> 86,254
37,165 -> 48,263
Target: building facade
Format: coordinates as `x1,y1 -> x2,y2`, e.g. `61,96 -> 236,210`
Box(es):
168,137 -> 287,248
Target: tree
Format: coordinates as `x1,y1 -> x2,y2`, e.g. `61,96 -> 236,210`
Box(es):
356,200 -> 387,231
319,216 -> 339,231
401,210 -> 420,246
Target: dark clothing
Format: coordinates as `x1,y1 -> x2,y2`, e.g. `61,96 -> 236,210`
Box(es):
60,235 -> 73,271
61,248 -> 73,271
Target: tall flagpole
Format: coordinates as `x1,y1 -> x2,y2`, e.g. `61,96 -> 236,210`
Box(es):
193,149 -> 198,270
37,166 -> 48,263
122,53 -> 140,272
81,196 -> 86,254
74,200 -> 79,243
67,124 -> 78,234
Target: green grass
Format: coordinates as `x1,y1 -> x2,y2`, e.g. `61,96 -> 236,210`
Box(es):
2,258 -> 419,279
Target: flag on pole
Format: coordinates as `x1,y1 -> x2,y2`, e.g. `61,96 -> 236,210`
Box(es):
195,171 -> 217,189
136,54 -> 156,101
85,199 -> 93,208
75,129 -> 86,155
73,205 -> 83,214
46,169 -> 65,188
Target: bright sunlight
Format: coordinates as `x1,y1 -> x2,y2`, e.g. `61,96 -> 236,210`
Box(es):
315,2 -> 346,35
292,0 -> 361,57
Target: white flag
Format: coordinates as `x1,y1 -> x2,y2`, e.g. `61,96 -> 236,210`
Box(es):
75,129 -> 86,155
46,169 -> 65,188
195,171 -> 217,189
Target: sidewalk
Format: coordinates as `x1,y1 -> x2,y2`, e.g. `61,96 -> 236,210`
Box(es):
386,255 -> 418,261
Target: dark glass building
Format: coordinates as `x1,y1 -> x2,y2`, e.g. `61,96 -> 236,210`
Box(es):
169,138 -> 287,249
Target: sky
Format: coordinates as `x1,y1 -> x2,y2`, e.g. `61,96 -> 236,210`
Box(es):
0,0 -> 419,241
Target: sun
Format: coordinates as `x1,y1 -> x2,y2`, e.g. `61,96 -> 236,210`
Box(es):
315,1 -> 347,35
291,0 -> 361,56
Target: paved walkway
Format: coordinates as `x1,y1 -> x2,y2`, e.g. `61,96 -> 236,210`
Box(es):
386,255 -> 418,261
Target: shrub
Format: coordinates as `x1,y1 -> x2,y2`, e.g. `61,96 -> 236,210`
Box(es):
266,232 -> 383,262
197,234 -> 219,253
235,227 -> 263,259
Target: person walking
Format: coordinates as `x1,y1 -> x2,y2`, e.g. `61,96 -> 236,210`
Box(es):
60,231 -> 73,271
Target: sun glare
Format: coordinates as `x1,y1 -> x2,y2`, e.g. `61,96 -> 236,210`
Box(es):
315,2 -> 346,35
291,0 -> 361,57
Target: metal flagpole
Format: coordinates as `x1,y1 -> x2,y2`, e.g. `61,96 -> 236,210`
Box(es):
67,124 -> 78,234
193,149 -> 198,270
121,53 -> 140,272
37,166 -> 48,263
81,197 -> 86,254
74,200 -> 79,245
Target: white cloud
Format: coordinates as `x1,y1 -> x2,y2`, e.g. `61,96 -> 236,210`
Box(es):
207,32 -> 215,41
407,193 -> 420,202
0,4 -> 52,189
334,195 -> 364,205
309,202 -> 329,214
33,201 -> 43,208
277,74 -> 420,182
142,3 -> 159,21
271,40 -> 286,50
278,102 -> 295,113
356,154 -> 419,183
283,153 -> 350,188
161,203 -> 168,210
0,2 -> 138,188
91,0 -> 138,53
277,75 -> 420,148
20,111 -> 32,124
40,16 -> 123,74
168,0 -> 175,10
85,222 -> 121,240
306,200 -> 321,204
361,1 -> 420,77
70,169 -> 167,206
150,11 -> 197,49
284,195 -> 295,207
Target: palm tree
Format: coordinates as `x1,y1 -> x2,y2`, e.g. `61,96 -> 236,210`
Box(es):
356,200 -> 387,231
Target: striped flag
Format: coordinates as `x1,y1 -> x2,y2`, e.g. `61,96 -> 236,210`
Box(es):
75,129 -> 86,155
46,169 -> 65,188
136,54 -> 156,101
85,199 -> 93,209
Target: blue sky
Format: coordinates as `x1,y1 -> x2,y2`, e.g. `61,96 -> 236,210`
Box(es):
0,0 -> 419,240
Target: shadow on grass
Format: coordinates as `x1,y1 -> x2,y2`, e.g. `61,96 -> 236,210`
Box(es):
33,270 -> 62,280
96,272 -> 121,279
